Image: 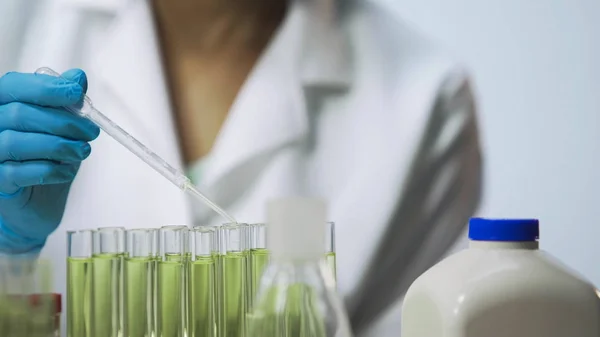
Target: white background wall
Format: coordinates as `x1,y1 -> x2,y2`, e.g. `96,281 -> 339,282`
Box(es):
379,0 -> 600,285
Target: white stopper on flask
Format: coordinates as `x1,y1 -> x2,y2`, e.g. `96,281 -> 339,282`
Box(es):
267,197 -> 327,259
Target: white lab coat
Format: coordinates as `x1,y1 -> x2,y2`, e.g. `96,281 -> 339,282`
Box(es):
0,0 -> 482,335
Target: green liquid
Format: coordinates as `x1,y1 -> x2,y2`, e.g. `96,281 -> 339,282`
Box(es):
67,257 -> 93,337
153,255 -> 159,337
164,254 -> 183,262
163,253 -> 191,262
92,253 -> 121,337
249,249 -> 270,307
189,256 -> 216,337
5,297 -> 30,337
162,251 -> 190,336
247,284 -> 327,337
325,252 -> 336,281
157,257 -> 185,337
120,253 -> 126,337
124,257 -> 154,337
35,300 -> 56,337
0,296 -> 6,336
214,253 -> 224,337
220,252 -> 247,337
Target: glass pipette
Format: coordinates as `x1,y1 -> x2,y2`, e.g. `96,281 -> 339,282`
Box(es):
35,67 -> 237,224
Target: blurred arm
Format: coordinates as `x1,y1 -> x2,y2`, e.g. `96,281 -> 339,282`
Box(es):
349,71 -> 483,333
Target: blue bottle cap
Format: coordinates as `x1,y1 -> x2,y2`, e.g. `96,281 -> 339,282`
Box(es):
468,218 -> 539,241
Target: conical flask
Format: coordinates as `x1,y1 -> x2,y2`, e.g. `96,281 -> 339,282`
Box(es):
247,197 -> 353,337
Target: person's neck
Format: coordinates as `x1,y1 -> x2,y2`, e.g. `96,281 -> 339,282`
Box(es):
153,0 -> 286,57
152,0 -> 287,163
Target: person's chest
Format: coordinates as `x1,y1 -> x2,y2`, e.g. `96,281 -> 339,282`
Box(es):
151,0 -> 286,165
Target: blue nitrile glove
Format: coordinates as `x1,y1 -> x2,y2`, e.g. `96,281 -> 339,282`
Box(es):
0,69 -> 100,254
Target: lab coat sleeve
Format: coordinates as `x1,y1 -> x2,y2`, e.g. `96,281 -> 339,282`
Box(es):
348,70 -> 483,333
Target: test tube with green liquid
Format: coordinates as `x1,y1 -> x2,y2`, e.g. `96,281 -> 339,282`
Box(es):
240,223 -> 252,312
189,227 -> 216,337
92,227 -> 125,337
249,224 -> 269,308
67,229 -> 94,337
213,225 -> 224,337
218,224 -> 247,337
149,229 -> 159,337
124,229 -> 156,337
157,226 -> 188,337
325,222 -> 337,282
0,259 -> 6,335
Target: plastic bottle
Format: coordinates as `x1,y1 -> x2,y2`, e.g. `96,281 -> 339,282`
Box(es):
402,218 -> 600,337
246,197 -> 353,337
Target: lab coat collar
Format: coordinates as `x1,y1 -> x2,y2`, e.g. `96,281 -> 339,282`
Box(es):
90,0 -> 352,200
202,0 -> 352,191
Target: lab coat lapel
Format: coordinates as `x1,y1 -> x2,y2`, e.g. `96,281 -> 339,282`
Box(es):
200,5 -> 309,193
202,0 -> 351,199
88,0 -> 182,163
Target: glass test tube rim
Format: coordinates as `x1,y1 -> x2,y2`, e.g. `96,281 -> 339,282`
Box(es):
209,224 -> 223,255
220,223 -> 249,253
191,225 -> 216,232
241,223 -> 251,252
97,226 -> 127,231
160,224 -> 190,234
191,226 -> 215,259
159,225 -> 190,258
220,223 -> 247,230
250,223 -> 267,250
163,224 -> 191,228
97,226 -> 126,246
126,228 -> 159,253
67,229 -> 95,258
327,221 -> 336,253
163,224 -> 190,250
94,226 -> 126,255
126,228 -> 157,258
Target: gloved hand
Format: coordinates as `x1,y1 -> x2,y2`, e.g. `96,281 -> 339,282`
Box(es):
0,69 -> 100,254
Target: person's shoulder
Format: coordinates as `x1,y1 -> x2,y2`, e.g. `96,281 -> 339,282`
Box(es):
348,1 -> 454,66
347,1 -> 475,117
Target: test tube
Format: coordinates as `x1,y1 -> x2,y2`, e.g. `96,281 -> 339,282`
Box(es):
157,226 -> 189,337
212,225 -> 224,337
217,224 -> 247,337
148,229 -> 159,337
92,227 -> 125,337
67,230 -> 94,337
0,258 -> 6,335
249,224 -> 269,308
25,260 -> 55,337
189,227 -> 216,337
3,256 -> 39,337
151,228 -> 159,260
325,222 -> 337,282
240,223 -> 253,312
124,229 -> 156,337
